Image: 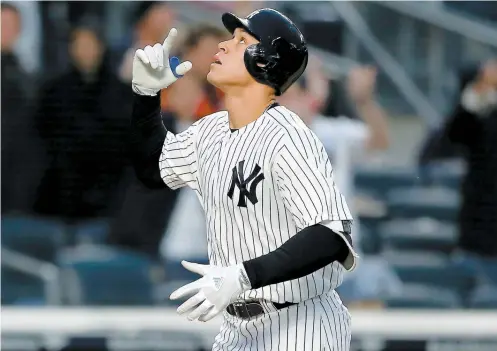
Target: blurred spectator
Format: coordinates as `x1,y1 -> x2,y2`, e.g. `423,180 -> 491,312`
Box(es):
160,121 -> 208,262
158,25 -> 227,262
107,2 -> 177,258
118,1 -> 175,83
33,18 -> 132,222
279,58 -> 395,304
420,59 -> 497,258
107,137 -> 181,258
162,23 -> 228,120
337,255 -> 403,307
278,58 -> 390,203
108,23 -> 226,259
278,59 -> 391,234
5,1 -> 42,74
1,2 -> 39,214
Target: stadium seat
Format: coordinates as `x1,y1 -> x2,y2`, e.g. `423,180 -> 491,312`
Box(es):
1,216 -> 65,262
452,255 -> 497,286
469,285 -> 497,309
419,160 -> 465,190
58,245 -> 158,306
384,249 -> 449,266
478,260 -> 497,285
379,218 -> 457,253
385,284 -> 462,309
355,166 -> 419,198
1,267 -> 45,305
385,250 -> 475,295
159,257 -> 210,306
357,225 -> 383,255
164,257 -> 210,282
73,218 -> 111,244
386,187 -> 460,221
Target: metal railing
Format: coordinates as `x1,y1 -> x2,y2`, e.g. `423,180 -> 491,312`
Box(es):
331,1 -> 443,128
351,1 -> 497,118
1,248 -> 62,305
375,1 -> 497,48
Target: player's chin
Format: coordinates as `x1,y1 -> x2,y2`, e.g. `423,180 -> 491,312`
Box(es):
206,68 -> 220,85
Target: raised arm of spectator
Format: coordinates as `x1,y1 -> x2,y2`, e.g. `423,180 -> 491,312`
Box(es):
346,66 -> 390,151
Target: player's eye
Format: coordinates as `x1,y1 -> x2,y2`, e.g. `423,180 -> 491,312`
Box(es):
239,37 -> 246,44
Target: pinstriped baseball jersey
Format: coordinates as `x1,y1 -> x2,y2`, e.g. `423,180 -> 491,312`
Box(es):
159,104 -> 355,304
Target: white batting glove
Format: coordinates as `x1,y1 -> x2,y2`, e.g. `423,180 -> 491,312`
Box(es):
132,28 -> 192,96
170,261 -> 252,322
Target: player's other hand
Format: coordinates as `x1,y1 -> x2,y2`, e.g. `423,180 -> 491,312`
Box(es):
169,261 -> 252,322
132,28 -> 193,96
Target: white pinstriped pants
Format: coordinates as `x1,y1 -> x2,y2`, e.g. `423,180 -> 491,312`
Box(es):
212,291 -> 352,351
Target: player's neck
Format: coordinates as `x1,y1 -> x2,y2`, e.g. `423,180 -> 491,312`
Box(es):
225,89 -> 275,130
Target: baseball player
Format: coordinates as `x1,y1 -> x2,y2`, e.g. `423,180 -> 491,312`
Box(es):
130,8 -> 358,351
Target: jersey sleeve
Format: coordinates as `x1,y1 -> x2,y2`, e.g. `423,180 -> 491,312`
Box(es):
273,130 -> 353,231
159,123 -> 200,191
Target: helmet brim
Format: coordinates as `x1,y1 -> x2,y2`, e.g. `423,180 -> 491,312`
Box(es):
222,13 -> 260,41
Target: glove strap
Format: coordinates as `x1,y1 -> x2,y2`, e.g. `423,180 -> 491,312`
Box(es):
169,56 -> 184,79
132,84 -> 159,96
237,264 -> 252,291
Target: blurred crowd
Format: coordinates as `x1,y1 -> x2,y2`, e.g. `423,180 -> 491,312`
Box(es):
1,1 -> 497,308
1,1 -> 388,255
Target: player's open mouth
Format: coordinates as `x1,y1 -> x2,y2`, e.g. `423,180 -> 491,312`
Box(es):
212,54 -> 222,65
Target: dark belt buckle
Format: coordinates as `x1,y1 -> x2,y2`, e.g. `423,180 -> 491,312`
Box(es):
233,301 -> 250,319
230,300 -> 264,320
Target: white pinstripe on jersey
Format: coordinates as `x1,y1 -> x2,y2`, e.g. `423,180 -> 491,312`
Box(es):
159,105 -> 355,304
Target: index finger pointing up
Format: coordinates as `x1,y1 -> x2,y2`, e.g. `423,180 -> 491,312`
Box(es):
163,28 -> 178,56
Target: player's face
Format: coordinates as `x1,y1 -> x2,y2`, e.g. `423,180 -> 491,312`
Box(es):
207,28 -> 258,90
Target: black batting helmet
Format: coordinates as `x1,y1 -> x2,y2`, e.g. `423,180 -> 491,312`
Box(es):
222,8 -> 308,96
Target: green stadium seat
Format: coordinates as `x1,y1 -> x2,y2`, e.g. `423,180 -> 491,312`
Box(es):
1,267 -> 45,305
385,250 -> 475,295
58,245 -> 157,306
159,257 -> 210,306
379,218 -> 457,253
386,187 -> 460,221
420,160 -> 465,190
385,284 -> 462,309
469,285 -> 497,309
355,166 -> 419,198
1,216 -> 65,262
73,218 -> 111,244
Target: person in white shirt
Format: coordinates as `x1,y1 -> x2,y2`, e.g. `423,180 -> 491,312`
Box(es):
278,58 -> 403,304
278,58 -> 390,233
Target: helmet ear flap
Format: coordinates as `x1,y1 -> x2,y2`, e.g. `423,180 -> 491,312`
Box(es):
244,42 -> 282,94
244,44 -> 272,72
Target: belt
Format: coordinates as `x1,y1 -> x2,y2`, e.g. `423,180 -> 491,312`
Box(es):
226,299 -> 296,320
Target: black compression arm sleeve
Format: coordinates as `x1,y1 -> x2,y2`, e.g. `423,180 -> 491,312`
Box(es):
130,92 -> 167,188
242,224 -> 349,290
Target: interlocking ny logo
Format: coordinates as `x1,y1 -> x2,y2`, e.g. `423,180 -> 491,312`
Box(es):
227,160 -> 265,207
